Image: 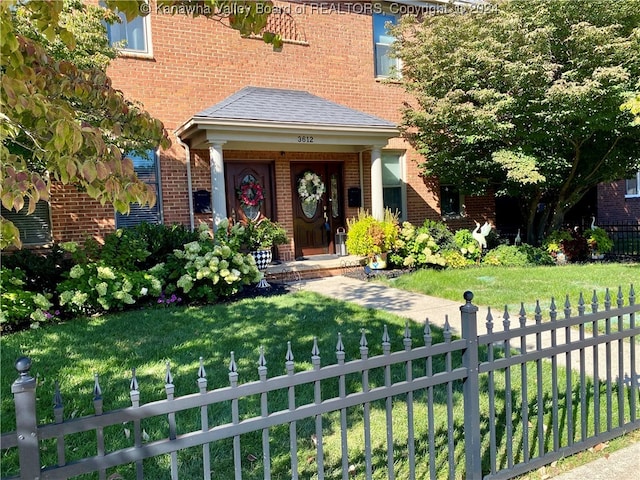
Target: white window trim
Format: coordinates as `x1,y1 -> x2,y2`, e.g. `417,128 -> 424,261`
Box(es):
112,3 -> 154,59
382,150 -> 407,221
624,172 -> 640,198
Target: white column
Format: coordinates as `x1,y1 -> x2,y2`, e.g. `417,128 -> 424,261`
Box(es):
370,146 -> 384,221
209,141 -> 227,230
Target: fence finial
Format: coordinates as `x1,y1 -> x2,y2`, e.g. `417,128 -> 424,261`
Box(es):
14,357 -> 32,382
93,374 -> 102,400
463,291 -> 474,303
311,337 -> 320,358
285,342 -> 294,363
382,324 -> 391,346
198,356 -> 207,379
486,307 -> 494,333
502,306 -> 510,330
229,352 -> 237,374
259,345 -> 267,367
359,329 -> 368,348
630,284 -> 635,305
165,362 -> 173,385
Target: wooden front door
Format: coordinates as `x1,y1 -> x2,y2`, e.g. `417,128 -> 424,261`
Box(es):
225,162 -> 274,222
292,163 -> 345,258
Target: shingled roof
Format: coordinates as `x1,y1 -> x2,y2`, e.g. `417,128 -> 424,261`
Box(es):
195,86 -> 396,128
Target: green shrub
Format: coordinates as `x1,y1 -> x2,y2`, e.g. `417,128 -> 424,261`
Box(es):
346,209 -> 399,257
170,237 -> 262,303
0,267 -> 56,330
441,249 -> 473,269
585,227 -> 614,254
57,263 -> 163,315
482,244 -> 554,267
454,229 -> 481,262
421,219 -> 457,251
542,229 -> 589,262
1,244 -> 72,294
389,221 -> 446,269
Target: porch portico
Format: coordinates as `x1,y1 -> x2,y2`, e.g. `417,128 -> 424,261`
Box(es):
175,86 -> 398,259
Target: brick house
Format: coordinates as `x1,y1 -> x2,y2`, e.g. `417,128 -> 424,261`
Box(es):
4,0 -> 496,258
597,177 -> 640,224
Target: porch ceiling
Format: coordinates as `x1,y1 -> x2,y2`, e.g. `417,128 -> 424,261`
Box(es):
175,86 -> 398,151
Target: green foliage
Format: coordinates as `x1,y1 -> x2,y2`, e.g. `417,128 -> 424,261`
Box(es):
542,229 -> 590,262
170,236 -> 262,303
482,244 -> 554,267
57,263 -> 163,315
421,219 -> 457,250
346,209 -> 399,257
440,249 -> 473,269
454,229 -> 481,262
1,244 -> 72,293
394,0 -> 640,239
585,227 -> 614,254
388,221 -> 446,269
0,267 -> 55,329
243,217 -> 288,250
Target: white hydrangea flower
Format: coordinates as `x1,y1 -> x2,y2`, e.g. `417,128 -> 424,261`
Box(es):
69,265 -> 85,279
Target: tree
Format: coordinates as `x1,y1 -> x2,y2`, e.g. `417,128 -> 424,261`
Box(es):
0,0 -> 278,249
393,0 -> 640,243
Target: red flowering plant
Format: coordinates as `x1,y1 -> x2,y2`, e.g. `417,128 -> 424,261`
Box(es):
237,180 -> 264,207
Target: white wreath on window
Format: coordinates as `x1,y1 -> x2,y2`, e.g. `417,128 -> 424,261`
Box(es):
298,171 -> 325,204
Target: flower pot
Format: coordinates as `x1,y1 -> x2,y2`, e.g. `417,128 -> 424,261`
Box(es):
368,252 -> 387,270
251,249 -> 272,288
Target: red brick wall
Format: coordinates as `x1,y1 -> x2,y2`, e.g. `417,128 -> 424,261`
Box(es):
597,181 -> 640,223
50,184 -> 115,244
48,1 -> 494,245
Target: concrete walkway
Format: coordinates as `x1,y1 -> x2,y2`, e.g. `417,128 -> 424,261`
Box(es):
292,275 -> 640,479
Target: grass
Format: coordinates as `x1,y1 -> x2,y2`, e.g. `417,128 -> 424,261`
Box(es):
1,272 -> 639,479
378,263 -> 639,316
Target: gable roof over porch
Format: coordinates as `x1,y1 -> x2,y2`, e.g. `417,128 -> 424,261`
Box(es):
174,86 -> 398,151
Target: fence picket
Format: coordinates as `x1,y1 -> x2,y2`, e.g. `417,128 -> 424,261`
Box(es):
229,352 -> 242,480
359,329 -> 373,479
130,368 -> 143,480
486,308 -> 498,475
165,362 -> 179,480
285,342 -> 297,480
403,322 -> 416,480
424,321 -> 437,480
53,381 -> 65,468
93,374 -> 106,480
197,357 -> 211,480
549,297 -> 560,452
311,337 -> 324,480
258,346 -> 271,480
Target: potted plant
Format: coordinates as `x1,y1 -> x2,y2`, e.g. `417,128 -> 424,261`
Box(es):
345,209 -> 399,269
585,227 -> 613,259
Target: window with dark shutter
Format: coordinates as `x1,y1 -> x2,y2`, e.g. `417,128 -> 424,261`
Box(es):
115,150 -> 162,228
1,199 -> 52,245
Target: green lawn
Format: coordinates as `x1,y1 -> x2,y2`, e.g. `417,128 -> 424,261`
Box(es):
379,263 -> 639,315
1,279 -> 638,479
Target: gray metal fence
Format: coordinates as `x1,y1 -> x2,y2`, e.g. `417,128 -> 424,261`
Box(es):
2,288 -> 639,480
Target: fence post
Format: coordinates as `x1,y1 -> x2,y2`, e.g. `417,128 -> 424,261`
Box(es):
11,356 -> 41,480
460,291 -> 482,480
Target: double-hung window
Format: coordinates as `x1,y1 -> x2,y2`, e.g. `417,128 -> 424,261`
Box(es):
625,172 -> 640,197
105,3 -> 153,56
1,199 -> 52,246
382,152 -> 405,220
115,150 -> 162,228
373,12 -> 400,78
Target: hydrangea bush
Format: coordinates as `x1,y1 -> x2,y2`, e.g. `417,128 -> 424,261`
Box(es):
389,222 -> 446,269
0,268 -> 55,329
57,262 -> 163,314
171,237 -> 262,303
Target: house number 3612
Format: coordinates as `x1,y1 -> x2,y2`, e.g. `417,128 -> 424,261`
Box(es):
297,136 -> 314,143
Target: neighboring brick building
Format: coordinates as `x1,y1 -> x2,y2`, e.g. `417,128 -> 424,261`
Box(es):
8,1 -> 496,258
597,178 -> 640,224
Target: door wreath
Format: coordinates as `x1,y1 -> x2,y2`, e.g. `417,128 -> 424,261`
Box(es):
298,171 -> 325,204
